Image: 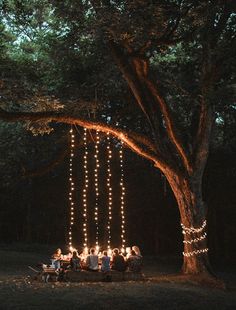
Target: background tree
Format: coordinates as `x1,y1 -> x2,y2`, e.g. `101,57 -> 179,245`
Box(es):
0,0 -> 235,276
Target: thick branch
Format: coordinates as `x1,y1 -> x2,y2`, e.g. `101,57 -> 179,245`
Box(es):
108,41 -> 156,128
109,41 -> 167,155
0,108 -> 172,173
144,79 -> 192,173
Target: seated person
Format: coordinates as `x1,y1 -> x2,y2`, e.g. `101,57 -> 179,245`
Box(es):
101,251 -> 111,273
126,247 -> 131,259
111,248 -> 126,272
79,248 -> 88,268
86,248 -> 99,271
132,245 -> 142,258
127,250 -> 143,272
70,251 -> 82,271
51,248 -> 62,270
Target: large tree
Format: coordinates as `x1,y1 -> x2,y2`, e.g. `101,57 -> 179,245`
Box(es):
0,0 -> 235,276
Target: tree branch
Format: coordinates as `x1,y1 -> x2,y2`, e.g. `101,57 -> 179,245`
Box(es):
0,108 -> 172,173
108,41 -> 155,127
144,79 -> 192,173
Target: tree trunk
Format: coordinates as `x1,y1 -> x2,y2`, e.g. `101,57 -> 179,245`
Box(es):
166,172 -> 212,275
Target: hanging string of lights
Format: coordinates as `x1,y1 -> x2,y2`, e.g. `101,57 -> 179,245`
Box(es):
119,139 -> 126,252
181,220 -> 207,234
183,232 -> 207,245
181,220 -> 208,257
67,128 -> 129,253
68,127 -> 75,249
183,248 -> 209,257
82,128 -> 89,248
94,130 -> 100,250
106,132 -> 113,250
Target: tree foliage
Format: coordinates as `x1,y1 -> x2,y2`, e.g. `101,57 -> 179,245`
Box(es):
0,0 -> 236,274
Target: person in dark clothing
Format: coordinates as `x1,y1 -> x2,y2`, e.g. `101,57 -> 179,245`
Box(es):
126,250 -> 143,272
111,248 -> 126,272
70,251 -> 82,271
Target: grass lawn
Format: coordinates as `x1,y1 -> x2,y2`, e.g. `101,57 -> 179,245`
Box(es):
0,246 -> 235,310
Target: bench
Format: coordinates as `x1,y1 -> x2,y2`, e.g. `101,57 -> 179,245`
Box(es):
41,265 -> 59,282
65,270 -> 145,282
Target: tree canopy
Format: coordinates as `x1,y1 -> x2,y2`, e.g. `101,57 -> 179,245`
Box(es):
0,0 -> 236,275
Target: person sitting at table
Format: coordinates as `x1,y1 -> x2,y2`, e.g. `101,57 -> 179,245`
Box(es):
127,250 -> 142,272
111,248 -> 126,272
51,248 -> 62,270
70,251 -> 82,271
132,245 -> 142,258
86,248 -> 99,271
101,251 -> 110,273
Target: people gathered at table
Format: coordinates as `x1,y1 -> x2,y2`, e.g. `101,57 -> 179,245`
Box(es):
50,246 -> 143,273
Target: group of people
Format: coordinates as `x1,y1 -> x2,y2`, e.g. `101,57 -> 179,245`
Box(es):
51,246 -> 142,273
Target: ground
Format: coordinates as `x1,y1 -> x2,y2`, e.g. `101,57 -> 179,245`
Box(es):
0,245 -> 235,310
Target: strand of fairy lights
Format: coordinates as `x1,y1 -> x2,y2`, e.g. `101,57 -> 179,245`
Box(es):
183,248 -> 209,257
68,127 -> 75,248
181,220 -> 208,257
82,128 -> 89,248
106,132 -> 112,250
181,220 -> 207,234
119,140 -> 126,252
94,130 -> 100,250
183,232 -> 207,245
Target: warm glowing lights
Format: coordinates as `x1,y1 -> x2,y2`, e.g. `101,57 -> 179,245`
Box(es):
119,139 -> 126,250
83,128 -> 89,247
67,127 -> 128,253
181,220 -> 207,234
94,130 -> 100,247
183,248 -> 209,257
106,133 -> 113,249
183,232 -> 207,244
181,220 -> 208,257
68,127 -> 76,247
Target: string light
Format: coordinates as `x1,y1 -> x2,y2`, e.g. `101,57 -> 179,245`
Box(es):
181,220 -> 207,234
183,248 -> 209,257
106,132 -> 112,250
68,127 -> 75,248
181,220 -> 208,257
119,139 -> 126,251
183,232 -> 207,244
82,128 -> 89,248
94,130 -> 100,248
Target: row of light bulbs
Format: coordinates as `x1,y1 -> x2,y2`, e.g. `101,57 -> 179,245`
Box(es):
181,220 -> 207,234
68,127 -> 75,247
83,128 -> 89,248
182,220 -> 208,257
119,140 -> 126,251
106,132 -> 112,249
94,130 -> 100,247
183,232 -> 207,245
183,248 -> 209,257
68,127 -> 127,251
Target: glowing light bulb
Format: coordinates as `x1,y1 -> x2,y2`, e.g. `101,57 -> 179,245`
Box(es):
82,127 -> 89,247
